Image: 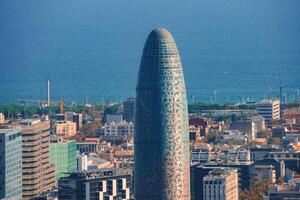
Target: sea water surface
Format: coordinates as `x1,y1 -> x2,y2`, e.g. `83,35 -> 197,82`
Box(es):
0,0 -> 299,104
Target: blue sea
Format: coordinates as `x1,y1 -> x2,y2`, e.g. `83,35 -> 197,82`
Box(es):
0,0 -> 299,104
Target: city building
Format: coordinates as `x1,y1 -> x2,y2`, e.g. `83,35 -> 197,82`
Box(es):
135,28 -> 190,199
112,149 -> 134,168
191,146 -> 251,164
189,125 -> 201,142
77,141 -> 99,154
265,184 -> 300,200
0,113 -> 5,124
202,162 -> 253,190
191,165 -> 239,200
268,150 -> 300,173
272,126 -> 285,138
65,112 -> 83,131
0,129 -> 22,200
254,158 -> 285,183
77,154 -> 111,171
253,165 -> 276,185
230,121 -> 256,141
58,168 -> 132,200
250,147 -> 273,161
106,114 -> 123,123
55,120 -> 77,138
251,116 -> 265,133
257,99 -> 280,128
104,120 -> 134,136
18,118 -> 56,199
49,138 -> 77,184
203,168 -> 238,200
221,130 -> 247,144
123,97 -> 135,122
55,114 -> 66,121
189,117 -> 209,137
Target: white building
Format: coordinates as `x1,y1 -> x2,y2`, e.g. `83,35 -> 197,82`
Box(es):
203,168 -> 239,200
104,121 -> 134,136
257,99 -> 280,128
251,116 -> 265,133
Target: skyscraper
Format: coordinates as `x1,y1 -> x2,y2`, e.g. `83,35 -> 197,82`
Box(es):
19,118 -> 56,200
134,28 -> 190,200
0,129 -> 22,200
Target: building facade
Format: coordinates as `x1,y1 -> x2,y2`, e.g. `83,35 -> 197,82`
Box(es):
19,119 -> 56,200
104,121 -> 134,136
49,139 -> 77,184
203,168 -> 238,200
135,28 -> 190,199
123,97 -> 135,123
58,168 -> 132,200
257,99 -> 280,128
229,121 -> 256,141
55,120 -> 77,137
0,129 -> 22,200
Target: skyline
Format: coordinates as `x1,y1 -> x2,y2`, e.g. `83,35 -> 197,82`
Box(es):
0,0 -> 300,104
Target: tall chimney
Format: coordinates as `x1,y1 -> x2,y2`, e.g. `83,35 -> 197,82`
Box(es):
47,79 -> 50,107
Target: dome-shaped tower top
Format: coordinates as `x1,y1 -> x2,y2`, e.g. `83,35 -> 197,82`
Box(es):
142,27 -> 179,57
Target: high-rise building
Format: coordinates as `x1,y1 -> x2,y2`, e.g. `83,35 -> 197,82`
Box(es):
123,97 -> 135,122
203,168 -> 238,200
49,138 -> 77,184
19,118 -> 56,200
257,99 -> 280,128
0,129 -> 22,200
135,28 -> 190,200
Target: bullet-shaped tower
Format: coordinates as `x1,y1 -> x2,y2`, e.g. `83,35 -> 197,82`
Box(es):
134,28 -> 190,200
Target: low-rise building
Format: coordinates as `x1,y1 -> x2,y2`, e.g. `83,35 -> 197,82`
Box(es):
56,121 -> 77,138
251,115 -> 265,133
253,165 -> 276,184
77,153 -> 111,171
189,125 -> 201,142
104,121 -> 133,137
230,121 -> 256,141
265,184 -> 300,200
221,130 -> 247,144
